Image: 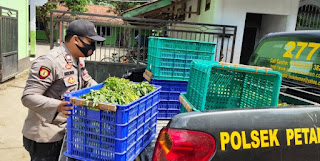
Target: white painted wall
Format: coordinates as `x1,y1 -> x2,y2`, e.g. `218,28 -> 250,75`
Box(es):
29,0 -> 47,31
29,0 -> 48,56
183,0 -> 300,63
183,0 -> 216,24
258,15 -> 288,41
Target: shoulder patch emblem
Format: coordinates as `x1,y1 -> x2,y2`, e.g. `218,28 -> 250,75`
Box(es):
68,77 -> 75,84
39,66 -> 51,79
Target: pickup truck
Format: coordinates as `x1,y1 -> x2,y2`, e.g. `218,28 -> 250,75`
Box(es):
151,30 -> 320,161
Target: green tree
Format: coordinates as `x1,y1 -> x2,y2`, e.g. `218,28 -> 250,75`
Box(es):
36,0 -> 88,42
108,2 -> 143,14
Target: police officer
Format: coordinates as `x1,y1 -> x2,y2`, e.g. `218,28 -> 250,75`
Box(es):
21,19 -> 105,161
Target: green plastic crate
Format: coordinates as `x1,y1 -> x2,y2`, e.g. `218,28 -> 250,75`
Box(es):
147,37 -> 216,81
180,104 -> 188,113
148,37 -> 216,52
186,60 -> 282,111
179,93 -> 199,113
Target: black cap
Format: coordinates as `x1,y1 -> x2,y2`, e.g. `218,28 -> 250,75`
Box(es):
66,19 -> 105,42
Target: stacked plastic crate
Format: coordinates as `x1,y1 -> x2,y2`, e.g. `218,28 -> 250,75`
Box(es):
179,60 -> 282,112
146,37 -> 216,119
64,83 -> 161,161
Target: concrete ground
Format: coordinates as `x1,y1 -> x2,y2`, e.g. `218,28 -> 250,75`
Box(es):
0,41 -> 167,161
0,72 -> 30,161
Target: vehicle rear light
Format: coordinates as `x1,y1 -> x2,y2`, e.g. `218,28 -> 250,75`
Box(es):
153,127 -> 216,161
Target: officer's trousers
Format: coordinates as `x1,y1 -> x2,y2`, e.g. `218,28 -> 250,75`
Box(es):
23,136 -> 63,161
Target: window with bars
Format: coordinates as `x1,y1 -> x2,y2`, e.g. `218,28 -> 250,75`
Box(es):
296,5 -> 320,30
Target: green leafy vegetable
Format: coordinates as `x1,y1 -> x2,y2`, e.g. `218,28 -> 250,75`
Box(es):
277,100 -> 291,107
81,77 -> 155,106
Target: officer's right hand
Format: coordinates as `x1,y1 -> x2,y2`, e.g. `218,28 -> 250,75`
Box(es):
57,101 -> 73,118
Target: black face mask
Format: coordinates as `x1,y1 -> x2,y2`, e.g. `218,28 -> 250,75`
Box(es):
76,37 -> 96,57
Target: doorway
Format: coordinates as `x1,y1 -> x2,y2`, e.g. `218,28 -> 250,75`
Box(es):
240,13 -> 262,65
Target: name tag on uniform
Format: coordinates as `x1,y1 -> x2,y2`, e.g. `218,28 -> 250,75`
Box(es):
64,71 -> 74,76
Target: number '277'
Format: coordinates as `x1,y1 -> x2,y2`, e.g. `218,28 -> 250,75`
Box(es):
283,41 -> 320,61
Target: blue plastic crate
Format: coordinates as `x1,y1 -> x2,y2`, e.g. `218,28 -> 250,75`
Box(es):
151,103 -> 159,116
150,79 -> 187,119
158,109 -> 180,119
137,125 -> 144,138
64,83 -> 160,161
127,123 -> 156,161
137,114 -> 144,128
66,125 -> 157,161
159,101 -> 181,110
159,92 -> 181,100
144,107 -> 152,122
150,79 -> 188,93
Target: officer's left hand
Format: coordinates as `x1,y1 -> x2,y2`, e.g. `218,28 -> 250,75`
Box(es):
57,101 -> 73,118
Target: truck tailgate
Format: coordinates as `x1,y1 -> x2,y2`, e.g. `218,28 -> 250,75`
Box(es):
166,106 -> 320,161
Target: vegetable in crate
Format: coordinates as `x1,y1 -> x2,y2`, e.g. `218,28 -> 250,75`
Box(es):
277,100 -> 291,107
81,77 -> 155,106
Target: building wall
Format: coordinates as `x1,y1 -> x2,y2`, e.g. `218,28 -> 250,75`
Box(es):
0,0 -> 29,60
183,0 -> 216,23
183,0 -> 300,63
258,15 -> 288,41
36,30 -> 61,41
